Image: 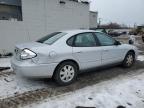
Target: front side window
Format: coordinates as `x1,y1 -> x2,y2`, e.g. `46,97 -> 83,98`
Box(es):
95,33 -> 116,46
37,32 -> 67,45
74,33 -> 96,47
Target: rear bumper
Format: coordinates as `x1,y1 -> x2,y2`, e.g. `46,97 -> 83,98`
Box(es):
11,57 -> 58,78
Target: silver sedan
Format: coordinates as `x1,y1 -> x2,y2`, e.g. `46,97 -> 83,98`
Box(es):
11,30 -> 138,85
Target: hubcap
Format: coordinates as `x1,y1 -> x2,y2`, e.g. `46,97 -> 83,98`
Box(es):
60,65 -> 75,82
126,54 -> 133,66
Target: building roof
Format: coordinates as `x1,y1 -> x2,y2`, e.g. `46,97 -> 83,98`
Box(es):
0,0 -> 21,6
0,0 -> 89,6
64,0 -> 89,5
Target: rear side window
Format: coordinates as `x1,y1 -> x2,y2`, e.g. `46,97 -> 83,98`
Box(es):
74,33 -> 96,47
67,36 -> 74,46
37,32 -> 67,45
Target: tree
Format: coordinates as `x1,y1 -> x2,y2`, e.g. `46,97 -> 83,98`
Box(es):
99,22 -> 128,29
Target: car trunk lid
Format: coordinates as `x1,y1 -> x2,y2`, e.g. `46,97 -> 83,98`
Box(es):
15,42 -> 48,50
14,42 -> 50,60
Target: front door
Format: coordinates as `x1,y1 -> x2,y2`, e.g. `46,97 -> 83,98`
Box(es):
94,32 -> 125,65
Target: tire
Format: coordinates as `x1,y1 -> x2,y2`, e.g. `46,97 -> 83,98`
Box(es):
142,37 -> 144,43
122,52 -> 135,68
128,40 -> 134,44
54,61 -> 78,86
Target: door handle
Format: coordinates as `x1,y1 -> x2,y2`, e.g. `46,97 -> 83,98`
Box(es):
75,51 -> 82,53
104,50 -> 109,52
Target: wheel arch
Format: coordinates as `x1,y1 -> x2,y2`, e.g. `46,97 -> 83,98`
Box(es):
124,49 -> 136,61
52,59 -> 79,77
127,49 -> 135,57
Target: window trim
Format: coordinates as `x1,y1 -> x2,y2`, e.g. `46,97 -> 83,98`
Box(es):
66,32 -> 99,47
66,36 -> 75,47
94,32 -> 117,46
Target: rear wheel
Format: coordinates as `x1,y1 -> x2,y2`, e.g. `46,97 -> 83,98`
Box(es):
54,61 -> 78,86
122,52 -> 135,68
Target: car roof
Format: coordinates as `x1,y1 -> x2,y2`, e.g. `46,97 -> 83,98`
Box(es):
61,29 -> 101,34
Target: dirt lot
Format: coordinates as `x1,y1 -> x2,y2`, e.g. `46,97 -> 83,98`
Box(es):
0,36 -> 144,108
0,60 -> 144,108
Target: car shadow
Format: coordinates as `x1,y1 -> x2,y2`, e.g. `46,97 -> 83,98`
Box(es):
29,60 -> 144,89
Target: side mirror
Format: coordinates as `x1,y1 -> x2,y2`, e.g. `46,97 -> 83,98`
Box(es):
129,40 -> 134,44
114,41 -> 121,45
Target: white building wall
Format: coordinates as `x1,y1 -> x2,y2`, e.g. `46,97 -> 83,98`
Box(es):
89,11 -> 98,29
0,0 -> 89,53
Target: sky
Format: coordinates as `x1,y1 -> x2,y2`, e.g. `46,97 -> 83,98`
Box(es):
90,0 -> 144,26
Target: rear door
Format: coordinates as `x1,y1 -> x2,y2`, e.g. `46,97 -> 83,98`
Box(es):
71,32 -> 102,70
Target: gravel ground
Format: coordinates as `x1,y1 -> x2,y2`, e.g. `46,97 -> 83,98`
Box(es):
25,69 -> 144,108
0,60 -> 144,108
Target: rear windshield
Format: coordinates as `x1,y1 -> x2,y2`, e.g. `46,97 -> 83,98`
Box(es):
37,32 -> 67,45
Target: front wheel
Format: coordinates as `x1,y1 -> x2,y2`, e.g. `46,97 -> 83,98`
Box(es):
54,61 -> 78,86
122,52 -> 135,68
